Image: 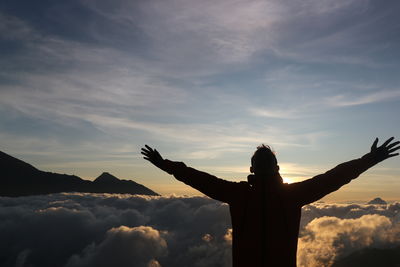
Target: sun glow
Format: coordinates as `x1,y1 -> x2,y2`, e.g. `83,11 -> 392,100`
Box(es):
282,177 -> 293,184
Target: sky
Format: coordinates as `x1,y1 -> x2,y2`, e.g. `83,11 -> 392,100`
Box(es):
0,0 -> 400,200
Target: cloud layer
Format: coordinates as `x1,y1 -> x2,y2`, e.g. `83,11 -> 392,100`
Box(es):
1,193 -> 400,267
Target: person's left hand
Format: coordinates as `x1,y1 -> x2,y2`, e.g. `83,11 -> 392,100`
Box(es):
369,137 -> 400,162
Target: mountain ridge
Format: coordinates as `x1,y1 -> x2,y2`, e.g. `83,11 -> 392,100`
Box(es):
0,151 -> 158,197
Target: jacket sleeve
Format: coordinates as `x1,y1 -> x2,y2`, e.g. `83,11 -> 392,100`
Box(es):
162,159 -> 244,203
288,153 -> 379,206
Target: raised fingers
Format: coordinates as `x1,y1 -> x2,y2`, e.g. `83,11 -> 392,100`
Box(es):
387,141 -> 400,150
387,153 -> 399,159
388,145 -> 400,154
141,145 -> 154,157
382,137 -> 395,147
141,148 -> 150,155
371,138 -> 379,150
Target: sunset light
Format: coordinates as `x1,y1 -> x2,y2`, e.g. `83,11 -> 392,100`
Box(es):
282,177 -> 293,184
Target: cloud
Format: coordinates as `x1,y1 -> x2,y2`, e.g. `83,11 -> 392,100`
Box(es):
327,90 -> 400,107
300,202 -> 400,228
1,0 -> 399,164
298,202 -> 400,266
0,193 -> 232,267
1,10 -> 317,160
81,0 -> 282,66
0,13 -> 38,41
1,193 -> 400,267
298,215 -> 400,267
3,0 -> 390,70
66,226 -> 167,267
248,107 -> 298,119
76,0 -> 389,68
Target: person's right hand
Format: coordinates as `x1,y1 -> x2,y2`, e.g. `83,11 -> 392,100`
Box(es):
370,137 -> 400,162
141,145 -> 164,169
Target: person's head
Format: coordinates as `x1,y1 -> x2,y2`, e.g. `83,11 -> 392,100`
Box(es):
250,144 -> 279,175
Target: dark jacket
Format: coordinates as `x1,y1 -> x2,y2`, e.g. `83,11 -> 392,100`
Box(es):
162,153 -> 378,267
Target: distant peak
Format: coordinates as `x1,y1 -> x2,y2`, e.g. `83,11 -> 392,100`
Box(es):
367,197 -> 387,205
94,172 -> 120,183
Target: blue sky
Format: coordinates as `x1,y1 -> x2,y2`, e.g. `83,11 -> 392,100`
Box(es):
1,0 -> 399,200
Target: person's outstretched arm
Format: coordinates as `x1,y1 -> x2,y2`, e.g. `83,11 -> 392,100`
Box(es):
289,137 -> 400,206
141,145 -> 243,203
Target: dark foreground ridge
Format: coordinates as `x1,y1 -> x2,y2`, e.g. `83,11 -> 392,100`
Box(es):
0,151 -> 159,197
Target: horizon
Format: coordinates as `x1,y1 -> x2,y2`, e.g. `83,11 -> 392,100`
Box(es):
1,1 -> 400,202
1,148 -> 399,203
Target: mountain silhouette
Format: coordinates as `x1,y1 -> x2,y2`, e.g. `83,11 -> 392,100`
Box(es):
0,151 -> 158,197
367,197 -> 387,205
95,172 -> 121,183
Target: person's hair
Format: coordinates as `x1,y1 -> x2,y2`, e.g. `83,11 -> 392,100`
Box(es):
251,144 -> 277,170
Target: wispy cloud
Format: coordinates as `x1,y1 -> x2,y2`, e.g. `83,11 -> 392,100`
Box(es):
327,90 -> 400,107
248,107 -> 299,119
83,114 -> 315,150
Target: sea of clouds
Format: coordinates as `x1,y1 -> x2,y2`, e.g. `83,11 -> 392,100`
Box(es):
1,193 -> 400,267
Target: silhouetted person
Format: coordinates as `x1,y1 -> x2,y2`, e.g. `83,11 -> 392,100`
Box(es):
141,137 -> 400,267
